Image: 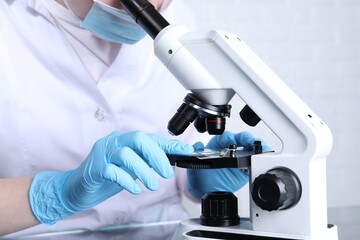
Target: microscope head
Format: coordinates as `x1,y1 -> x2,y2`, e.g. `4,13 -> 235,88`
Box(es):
167,93 -> 232,136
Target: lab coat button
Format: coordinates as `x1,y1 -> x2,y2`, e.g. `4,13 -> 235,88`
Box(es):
95,108 -> 106,121
114,215 -> 125,225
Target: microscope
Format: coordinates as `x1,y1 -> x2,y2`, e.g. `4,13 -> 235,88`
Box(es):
119,1 -> 339,239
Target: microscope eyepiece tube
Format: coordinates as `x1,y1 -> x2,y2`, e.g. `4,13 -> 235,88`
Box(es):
119,0 -> 170,39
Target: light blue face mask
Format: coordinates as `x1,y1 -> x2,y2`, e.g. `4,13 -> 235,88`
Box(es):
81,1 -> 147,44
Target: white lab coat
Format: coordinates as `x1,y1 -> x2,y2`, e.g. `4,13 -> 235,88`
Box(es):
0,0 -> 207,236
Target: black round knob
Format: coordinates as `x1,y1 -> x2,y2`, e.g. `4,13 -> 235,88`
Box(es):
200,192 -> 240,227
251,167 -> 302,211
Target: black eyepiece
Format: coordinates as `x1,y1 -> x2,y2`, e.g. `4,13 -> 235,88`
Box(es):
119,0 -> 169,39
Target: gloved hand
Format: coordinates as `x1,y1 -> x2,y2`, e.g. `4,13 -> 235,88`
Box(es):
29,131 -> 193,225
187,131 -> 270,200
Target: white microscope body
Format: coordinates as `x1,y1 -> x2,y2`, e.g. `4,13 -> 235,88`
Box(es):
118,0 -> 338,239
153,25 -> 338,240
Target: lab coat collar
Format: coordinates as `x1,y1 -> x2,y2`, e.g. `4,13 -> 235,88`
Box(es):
25,0 -> 48,14
23,0 -> 57,24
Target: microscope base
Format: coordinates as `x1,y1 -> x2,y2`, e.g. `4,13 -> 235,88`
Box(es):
172,219 -> 338,240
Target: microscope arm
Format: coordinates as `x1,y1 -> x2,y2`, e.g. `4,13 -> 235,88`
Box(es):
154,25 -> 334,237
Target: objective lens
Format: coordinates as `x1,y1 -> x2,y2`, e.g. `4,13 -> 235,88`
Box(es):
206,117 -> 226,135
194,116 -> 206,133
167,103 -> 198,136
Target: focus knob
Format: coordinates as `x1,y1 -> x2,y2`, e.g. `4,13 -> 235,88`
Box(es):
251,167 -> 302,211
200,192 -> 240,227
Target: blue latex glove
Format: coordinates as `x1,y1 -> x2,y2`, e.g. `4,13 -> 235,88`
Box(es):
29,131 -> 193,225
187,131 -> 270,200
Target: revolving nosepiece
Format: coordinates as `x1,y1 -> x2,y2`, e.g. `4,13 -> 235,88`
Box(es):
168,94 -> 231,136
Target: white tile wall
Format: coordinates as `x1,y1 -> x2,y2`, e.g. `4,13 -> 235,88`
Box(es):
189,0 -> 360,208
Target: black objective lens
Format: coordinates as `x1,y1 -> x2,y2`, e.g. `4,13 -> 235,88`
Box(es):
206,117 -> 226,135
168,103 -> 198,136
168,93 -> 231,136
194,116 -> 206,133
